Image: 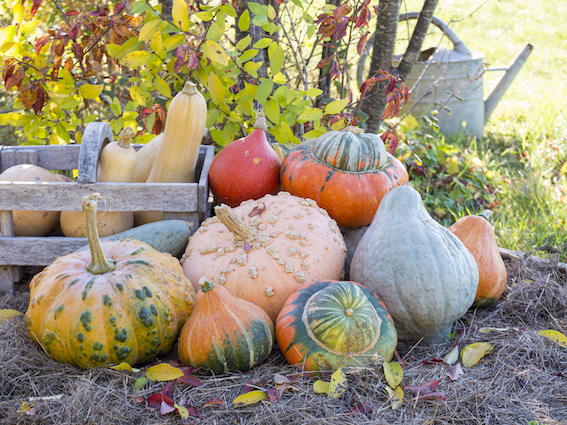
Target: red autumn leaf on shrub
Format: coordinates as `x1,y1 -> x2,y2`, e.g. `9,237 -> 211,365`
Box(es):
354,0 -> 371,29
333,18 -> 349,40
30,0 -> 42,17
69,23 -> 79,40
65,10 -> 80,16
174,45 -> 187,73
32,86 -> 46,114
316,55 -> 334,69
72,43 -> 85,63
381,129 -> 398,155
35,35 -> 51,54
357,32 -> 369,56
113,2 -> 126,15
186,48 -> 199,70
333,3 -> 352,19
5,67 -> 24,91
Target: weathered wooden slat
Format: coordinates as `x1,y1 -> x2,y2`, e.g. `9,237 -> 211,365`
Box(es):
0,145 -> 78,172
78,122 -> 113,184
0,211 -> 15,293
0,236 -> 88,266
0,181 -> 200,211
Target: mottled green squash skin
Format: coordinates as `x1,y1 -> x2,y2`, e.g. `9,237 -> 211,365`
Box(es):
178,280 -> 274,374
25,238 -> 196,369
275,280 -> 397,373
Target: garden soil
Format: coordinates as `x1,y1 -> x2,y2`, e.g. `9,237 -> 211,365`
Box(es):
1,255 -> 566,425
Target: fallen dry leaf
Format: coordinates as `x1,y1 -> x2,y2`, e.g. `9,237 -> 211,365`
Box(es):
448,362 -> 465,381
383,361 -> 403,389
443,345 -> 460,365
461,342 -> 496,368
405,379 -> 440,395
146,363 -> 185,381
538,330 -> 567,348
232,390 -> 267,407
328,367 -> 348,399
203,398 -> 223,408
313,380 -> 330,394
385,385 -> 403,409
0,309 -> 22,322
110,362 -> 140,372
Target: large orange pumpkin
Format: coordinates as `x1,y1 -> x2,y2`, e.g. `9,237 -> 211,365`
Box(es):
280,127 -> 408,227
448,210 -> 507,307
181,192 -> 346,322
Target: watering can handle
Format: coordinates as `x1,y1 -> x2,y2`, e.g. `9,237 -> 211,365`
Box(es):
399,12 -> 472,56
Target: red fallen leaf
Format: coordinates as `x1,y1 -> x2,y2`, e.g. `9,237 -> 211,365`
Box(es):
160,382 -> 173,398
146,394 -> 175,411
244,381 -> 254,393
422,358 -> 444,365
167,360 -> 182,367
178,393 -> 187,407
248,204 -> 266,217
350,403 -> 373,414
187,403 -> 203,418
177,375 -> 202,387
513,326 -> 527,333
448,362 -> 464,381
405,379 -> 440,395
267,387 -> 279,402
417,392 -> 446,401
180,366 -> 197,375
203,398 -> 223,408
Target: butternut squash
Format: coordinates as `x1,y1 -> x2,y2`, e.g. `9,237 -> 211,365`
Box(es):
61,128 -> 136,237
135,82 -> 206,225
131,133 -> 164,183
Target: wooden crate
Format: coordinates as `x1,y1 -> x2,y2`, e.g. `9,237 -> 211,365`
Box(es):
0,122 -> 214,294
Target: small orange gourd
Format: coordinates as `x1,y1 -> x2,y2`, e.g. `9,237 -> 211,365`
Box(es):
448,210 -> 507,307
178,277 -> 274,374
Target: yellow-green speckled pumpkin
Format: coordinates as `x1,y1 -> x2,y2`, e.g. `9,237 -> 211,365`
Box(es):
24,194 -> 196,369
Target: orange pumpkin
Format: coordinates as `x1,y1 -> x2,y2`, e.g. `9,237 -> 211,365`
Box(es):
280,127 -> 408,227
181,192 -> 347,322
448,210 -> 507,307
178,278 -> 274,374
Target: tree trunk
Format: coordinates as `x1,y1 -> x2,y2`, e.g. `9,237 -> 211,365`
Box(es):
160,0 -> 173,20
396,0 -> 439,81
361,0 -> 402,133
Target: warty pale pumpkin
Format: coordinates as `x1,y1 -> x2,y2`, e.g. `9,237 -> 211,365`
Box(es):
280,126 -> 409,227
350,185 -> 479,344
276,279 -> 397,373
181,192 -> 347,322
178,277 -> 274,374
25,194 -> 196,368
448,210 -> 507,307
0,164 -> 63,236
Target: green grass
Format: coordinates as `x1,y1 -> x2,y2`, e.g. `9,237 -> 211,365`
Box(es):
394,0 -> 567,261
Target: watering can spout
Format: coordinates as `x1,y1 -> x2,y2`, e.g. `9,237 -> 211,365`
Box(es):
484,43 -> 534,123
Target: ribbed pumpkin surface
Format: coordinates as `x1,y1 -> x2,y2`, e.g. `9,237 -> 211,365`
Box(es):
178,281 -> 274,374
275,280 -> 397,372
312,129 -> 387,172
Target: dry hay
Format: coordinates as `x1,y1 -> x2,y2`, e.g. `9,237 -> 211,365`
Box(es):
1,256 -> 566,425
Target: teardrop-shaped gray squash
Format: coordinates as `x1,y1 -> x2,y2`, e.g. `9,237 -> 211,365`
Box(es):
350,185 -> 479,344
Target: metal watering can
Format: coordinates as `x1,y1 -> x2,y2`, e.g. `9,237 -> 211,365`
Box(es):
358,12 -> 533,137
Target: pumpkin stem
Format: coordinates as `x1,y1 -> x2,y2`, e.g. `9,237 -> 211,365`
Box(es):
214,204 -> 258,242
198,277 -> 214,292
343,125 -> 364,135
478,209 -> 494,222
181,81 -> 199,96
116,127 -> 134,149
83,194 -> 116,274
253,113 -> 268,132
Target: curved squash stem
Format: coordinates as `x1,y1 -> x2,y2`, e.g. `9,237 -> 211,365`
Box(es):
343,125 -> 364,135
479,209 -> 494,222
214,204 -> 257,242
83,194 -> 115,274
198,277 -> 214,293
117,127 -> 134,149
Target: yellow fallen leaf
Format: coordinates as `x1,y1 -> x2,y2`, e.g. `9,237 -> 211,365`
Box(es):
383,361 -> 403,389
232,390 -> 267,407
461,342 -> 496,368
0,309 -> 22,322
538,330 -> 567,348
328,367 -> 348,399
313,380 -> 330,394
479,327 -> 510,333
145,363 -> 185,381
110,362 -> 140,372
443,345 -> 460,365
385,385 -> 403,410
175,404 -> 189,419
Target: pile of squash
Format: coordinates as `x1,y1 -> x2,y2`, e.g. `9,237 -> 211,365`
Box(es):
6,81 -> 507,374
